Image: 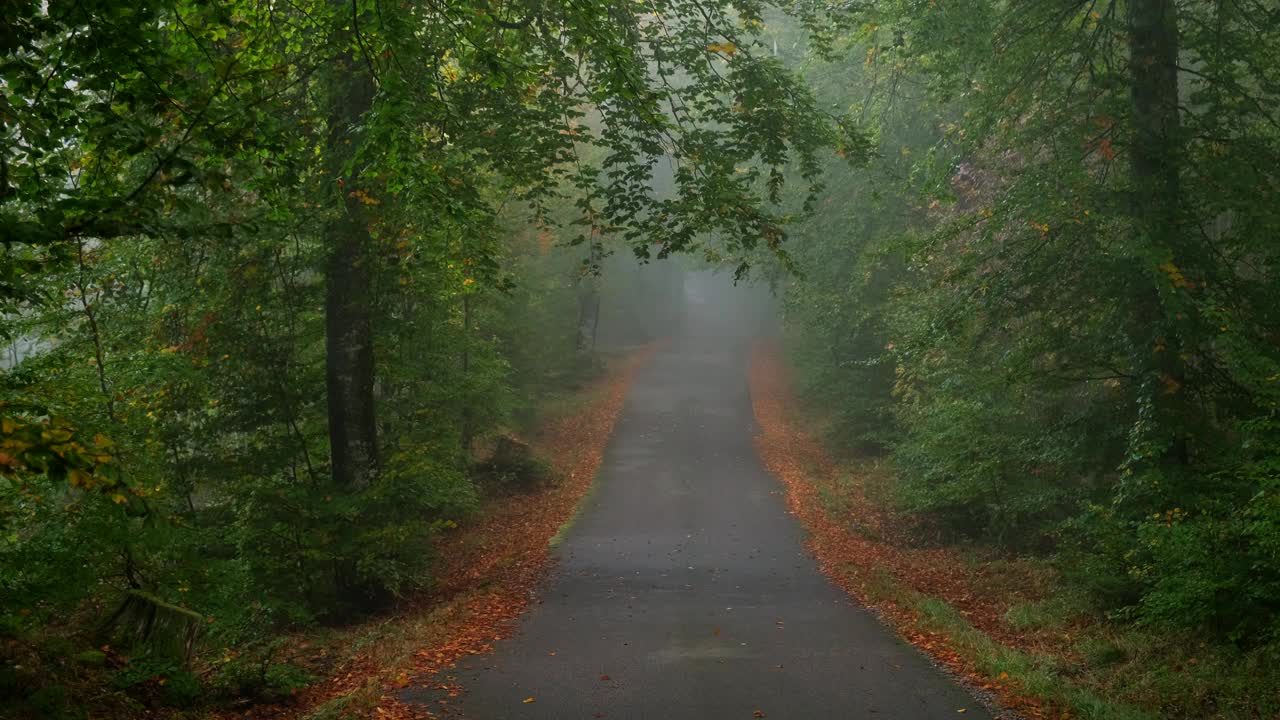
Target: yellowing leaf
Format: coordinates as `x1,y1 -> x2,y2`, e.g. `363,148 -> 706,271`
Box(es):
347,189 -> 381,206
68,468 -> 93,487
706,42 -> 738,56
43,428 -> 72,443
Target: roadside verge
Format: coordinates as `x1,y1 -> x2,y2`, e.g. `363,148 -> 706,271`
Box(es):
750,337 -> 1112,720
226,342 -> 663,720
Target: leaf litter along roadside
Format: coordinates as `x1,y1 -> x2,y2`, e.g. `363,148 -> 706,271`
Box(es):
220,341 -> 665,720
748,337 -> 1076,720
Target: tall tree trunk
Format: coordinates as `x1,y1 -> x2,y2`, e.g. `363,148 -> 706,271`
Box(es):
1128,0 -> 1188,464
575,274 -> 600,353
575,247 -> 603,353
323,27 -> 379,492
460,293 -> 474,456
1129,0 -> 1180,211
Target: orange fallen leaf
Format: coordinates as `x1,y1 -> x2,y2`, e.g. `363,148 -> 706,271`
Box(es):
199,346 -> 663,720
748,338 -> 1073,720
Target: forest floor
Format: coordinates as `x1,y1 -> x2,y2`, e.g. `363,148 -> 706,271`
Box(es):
210,342 -> 665,720
748,337 -> 1276,720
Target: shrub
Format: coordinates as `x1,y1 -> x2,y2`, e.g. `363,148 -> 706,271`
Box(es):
472,436 -> 552,493
112,656 -> 202,708
209,644 -> 313,704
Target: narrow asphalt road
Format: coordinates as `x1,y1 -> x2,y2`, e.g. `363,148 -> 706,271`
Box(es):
412,299 -> 992,719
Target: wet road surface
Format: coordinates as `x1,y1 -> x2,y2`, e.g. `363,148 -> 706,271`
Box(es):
408,310 -> 991,719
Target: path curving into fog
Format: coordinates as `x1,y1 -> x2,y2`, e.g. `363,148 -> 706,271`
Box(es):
408,281 -> 992,719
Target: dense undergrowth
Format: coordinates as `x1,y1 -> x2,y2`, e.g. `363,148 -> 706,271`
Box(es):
765,2 -> 1280,714
752,340 -> 1280,720
0,250 -> 671,720
2,339 -> 654,720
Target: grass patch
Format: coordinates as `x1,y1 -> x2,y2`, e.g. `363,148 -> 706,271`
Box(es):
1003,591 -> 1087,631
858,460 -> 898,509
1077,630 -> 1280,720
860,566 -> 907,606
815,469 -> 886,540
814,477 -> 850,516
920,596 -> 1153,720
842,538 -> 1280,719
870,577 -> 1156,720
1078,635 -> 1127,667
884,579 -> 1279,720
306,692 -> 366,720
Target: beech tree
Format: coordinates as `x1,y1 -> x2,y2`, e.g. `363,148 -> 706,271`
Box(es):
1,0 -> 851,633
782,0 -> 1280,637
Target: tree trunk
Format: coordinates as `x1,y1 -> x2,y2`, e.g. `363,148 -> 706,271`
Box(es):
575,248 -> 602,353
575,275 -> 600,353
1128,0 -> 1189,464
1129,0 -> 1180,211
461,293 -> 474,456
323,29 -> 379,492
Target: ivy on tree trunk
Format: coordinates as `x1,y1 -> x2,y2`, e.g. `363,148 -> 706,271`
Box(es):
323,28 -> 380,494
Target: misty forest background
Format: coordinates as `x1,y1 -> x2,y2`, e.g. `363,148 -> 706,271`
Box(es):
2,1 -> 1279,718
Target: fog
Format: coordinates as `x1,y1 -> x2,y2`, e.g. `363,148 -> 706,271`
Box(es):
594,260 -> 778,352
4,1 -> 1276,718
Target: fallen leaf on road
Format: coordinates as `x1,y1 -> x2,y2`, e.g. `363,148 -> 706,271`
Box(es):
753,711 -> 766,718
749,338 -> 1068,719
523,697 -> 536,704
199,346 -> 665,720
